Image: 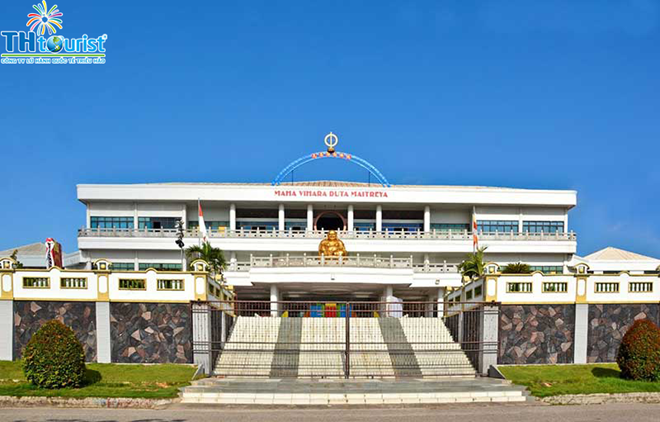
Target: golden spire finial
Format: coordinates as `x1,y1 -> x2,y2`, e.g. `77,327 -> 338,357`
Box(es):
324,132 -> 338,153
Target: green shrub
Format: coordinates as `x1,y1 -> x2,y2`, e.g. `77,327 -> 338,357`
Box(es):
501,262 -> 531,274
22,320 -> 86,388
616,319 -> 660,381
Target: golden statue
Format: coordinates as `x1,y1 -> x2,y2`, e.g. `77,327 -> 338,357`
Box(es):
319,230 -> 347,258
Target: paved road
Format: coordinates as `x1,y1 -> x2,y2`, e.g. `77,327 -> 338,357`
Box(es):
1,403 -> 660,422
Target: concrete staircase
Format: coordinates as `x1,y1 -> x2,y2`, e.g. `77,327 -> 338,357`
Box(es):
399,317 -> 476,376
180,377 -> 533,405
214,316 -> 476,378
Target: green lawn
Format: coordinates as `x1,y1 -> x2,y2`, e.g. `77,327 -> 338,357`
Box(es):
0,361 -> 198,399
499,364 -> 660,397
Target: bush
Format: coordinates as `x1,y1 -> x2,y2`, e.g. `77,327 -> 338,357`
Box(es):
616,319 -> 660,381
22,320 -> 86,388
501,262 -> 531,274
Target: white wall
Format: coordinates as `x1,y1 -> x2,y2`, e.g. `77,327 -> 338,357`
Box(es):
136,202 -> 184,217
88,202 -> 134,217
429,208 -> 470,224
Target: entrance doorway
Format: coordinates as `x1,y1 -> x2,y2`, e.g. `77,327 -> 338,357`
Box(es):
314,211 -> 347,231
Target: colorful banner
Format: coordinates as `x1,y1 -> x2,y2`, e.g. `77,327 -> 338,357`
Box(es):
45,238 -> 62,268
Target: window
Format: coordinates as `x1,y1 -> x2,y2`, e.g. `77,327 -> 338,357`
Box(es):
478,220 -> 519,233
465,289 -> 473,300
23,277 -> 49,288
110,262 -> 134,271
237,221 -> 278,231
595,282 -> 619,293
157,279 -> 184,291
188,221 -> 229,230
523,221 -> 564,233
430,223 -> 470,232
138,217 -> 179,230
354,222 -> 376,232
139,263 -> 182,271
285,222 -> 306,231
90,216 -> 133,229
506,282 -> 532,293
543,282 -> 568,293
119,279 -> 146,290
530,266 -> 563,274
382,222 -> 423,233
61,277 -> 87,289
629,282 -> 653,293
474,285 -> 483,298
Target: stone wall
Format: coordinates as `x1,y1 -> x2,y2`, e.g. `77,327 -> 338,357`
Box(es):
587,304 -> 660,363
13,301 -> 97,361
110,303 -> 192,363
499,304 -> 575,364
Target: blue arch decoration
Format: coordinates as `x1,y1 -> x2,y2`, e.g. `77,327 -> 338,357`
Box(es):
271,151 -> 391,187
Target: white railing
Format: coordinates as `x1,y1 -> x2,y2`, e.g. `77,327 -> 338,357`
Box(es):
250,254 -> 413,269
78,227 -> 577,242
222,255 -> 460,272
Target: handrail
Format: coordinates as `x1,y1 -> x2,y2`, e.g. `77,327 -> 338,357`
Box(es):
78,227 -> 577,241
223,256 -> 459,272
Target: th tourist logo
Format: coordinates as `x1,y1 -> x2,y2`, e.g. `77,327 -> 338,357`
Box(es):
1,1 -> 107,65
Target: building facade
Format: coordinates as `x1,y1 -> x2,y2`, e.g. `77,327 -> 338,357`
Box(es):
75,135 -> 578,302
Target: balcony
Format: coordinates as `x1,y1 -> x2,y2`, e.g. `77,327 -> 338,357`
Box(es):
227,255 -> 459,273
78,227 -> 577,242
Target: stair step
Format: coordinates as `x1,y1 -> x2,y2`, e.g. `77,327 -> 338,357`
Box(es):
215,316 -> 478,378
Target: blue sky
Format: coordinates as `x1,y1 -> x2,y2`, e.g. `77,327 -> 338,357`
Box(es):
0,0 -> 659,257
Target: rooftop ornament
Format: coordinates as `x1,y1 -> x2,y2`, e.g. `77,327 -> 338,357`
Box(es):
271,132 -> 391,187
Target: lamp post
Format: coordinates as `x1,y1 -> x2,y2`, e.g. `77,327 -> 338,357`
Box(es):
175,219 -> 185,271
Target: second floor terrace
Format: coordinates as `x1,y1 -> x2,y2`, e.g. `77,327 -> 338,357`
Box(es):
79,226 -> 577,242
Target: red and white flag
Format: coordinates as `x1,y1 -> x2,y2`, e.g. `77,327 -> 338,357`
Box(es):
198,199 -> 209,244
472,213 -> 479,251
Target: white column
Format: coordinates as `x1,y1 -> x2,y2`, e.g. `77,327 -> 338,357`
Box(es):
0,300 -> 13,360
181,203 -> 187,228
278,204 -> 285,231
133,251 -> 139,271
384,285 -> 393,299
518,207 -> 523,233
307,204 -> 314,230
424,206 -> 431,232
347,205 -> 354,232
376,205 -> 383,231
133,202 -> 138,230
574,304 -> 589,364
230,251 -> 237,270
479,305 -> 499,374
270,285 -> 280,316
86,205 -> 91,228
436,287 -> 445,318
564,208 -> 569,233
95,302 -> 111,363
229,203 -> 236,231
192,302 -> 213,374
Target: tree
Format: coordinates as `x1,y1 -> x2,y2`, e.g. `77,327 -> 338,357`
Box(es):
458,247 -> 487,280
501,262 -> 531,274
10,250 -> 24,269
185,242 -> 226,275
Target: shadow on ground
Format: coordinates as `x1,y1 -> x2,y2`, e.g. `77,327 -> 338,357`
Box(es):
592,367 -> 620,379
82,368 -> 102,386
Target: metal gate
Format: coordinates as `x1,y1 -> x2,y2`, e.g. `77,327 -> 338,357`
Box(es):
192,300 -> 498,378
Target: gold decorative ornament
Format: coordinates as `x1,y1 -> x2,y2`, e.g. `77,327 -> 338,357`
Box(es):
324,132 -> 338,153
318,230 -> 347,258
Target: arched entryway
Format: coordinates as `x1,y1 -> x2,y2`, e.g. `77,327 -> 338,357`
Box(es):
314,211 -> 347,231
